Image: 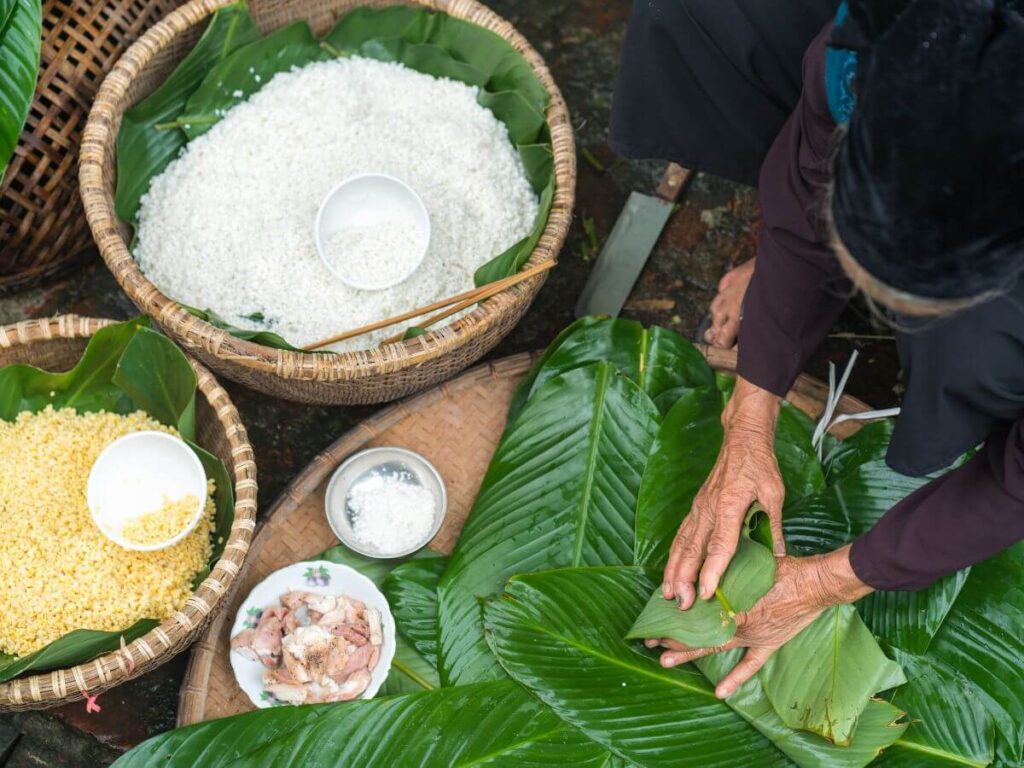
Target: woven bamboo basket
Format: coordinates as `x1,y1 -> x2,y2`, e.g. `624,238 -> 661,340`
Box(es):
0,315 -> 258,711
0,0 -> 185,295
176,345 -> 872,724
80,0 -> 576,405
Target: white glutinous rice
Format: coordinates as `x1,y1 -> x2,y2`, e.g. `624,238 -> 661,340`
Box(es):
134,56 -> 539,350
346,470 -> 436,554
323,221 -> 425,290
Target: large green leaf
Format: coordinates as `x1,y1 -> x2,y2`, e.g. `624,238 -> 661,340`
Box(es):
760,604 -> 906,745
822,420 -> 894,482
382,556 -> 446,667
510,318 -> 716,422
112,681 -> 610,768
438,362 -> 660,686
0,319 -> 234,683
627,533 -> 775,648
697,648 -> 906,768
0,0 -> 40,177
178,22 -> 328,140
927,545 -> 1024,762
634,386 -> 723,568
774,404 -> 826,508
858,569 -> 970,656
317,545 -> 441,693
115,3 -> 261,222
112,327 -> 198,437
874,649 -> 994,767
486,566 -> 787,767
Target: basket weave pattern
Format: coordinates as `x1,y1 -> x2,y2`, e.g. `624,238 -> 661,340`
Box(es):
80,0 -> 577,405
0,0 -> 185,295
0,315 -> 258,711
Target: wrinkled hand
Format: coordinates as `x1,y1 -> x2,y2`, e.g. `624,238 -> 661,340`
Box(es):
649,546 -> 872,699
663,378 -> 785,609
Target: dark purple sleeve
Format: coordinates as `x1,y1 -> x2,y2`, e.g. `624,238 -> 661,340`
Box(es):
737,23 -> 852,397
849,419 -> 1024,591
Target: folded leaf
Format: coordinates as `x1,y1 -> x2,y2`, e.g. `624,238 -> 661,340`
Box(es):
627,534 -> 775,647
112,681 -> 609,768
760,604 -> 906,746
438,362 -> 660,685
0,0 -> 41,176
382,556 -> 447,667
486,566 -> 791,767
697,648 -> 906,768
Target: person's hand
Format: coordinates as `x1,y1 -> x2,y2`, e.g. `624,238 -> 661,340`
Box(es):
649,545 -> 873,698
663,377 -> 785,609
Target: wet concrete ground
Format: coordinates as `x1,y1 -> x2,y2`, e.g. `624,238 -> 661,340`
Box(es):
0,1 -> 898,763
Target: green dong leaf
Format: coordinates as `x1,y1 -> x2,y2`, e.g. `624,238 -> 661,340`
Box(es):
510,318 -> 716,423
486,566 -> 905,768
382,556 -> 447,667
112,681 -> 610,768
437,362 -> 660,686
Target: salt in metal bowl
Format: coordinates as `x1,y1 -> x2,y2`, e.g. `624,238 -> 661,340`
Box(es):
325,446 -> 447,559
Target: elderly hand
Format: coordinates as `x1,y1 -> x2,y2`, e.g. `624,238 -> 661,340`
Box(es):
649,545 -> 873,698
663,377 -> 785,609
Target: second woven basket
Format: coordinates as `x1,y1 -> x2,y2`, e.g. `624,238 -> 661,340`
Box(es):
81,0 -> 576,406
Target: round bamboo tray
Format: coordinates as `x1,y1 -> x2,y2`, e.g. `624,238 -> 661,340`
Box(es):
177,346 -> 871,725
80,0 -> 576,405
0,315 -> 258,711
0,0 -> 185,295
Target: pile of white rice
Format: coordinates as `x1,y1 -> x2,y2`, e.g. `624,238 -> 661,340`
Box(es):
135,56 -> 540,351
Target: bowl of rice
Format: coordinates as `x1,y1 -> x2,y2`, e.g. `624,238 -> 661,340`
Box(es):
0,316 -> 258,711
81,0 -> 576,406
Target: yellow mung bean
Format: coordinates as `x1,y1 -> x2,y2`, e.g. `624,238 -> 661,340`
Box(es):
0,407 -> 215,657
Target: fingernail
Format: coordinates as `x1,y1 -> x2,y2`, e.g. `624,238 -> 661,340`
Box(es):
716,685 -> 731,699
662,656 -> 677,668
662,582 -> 673,599
699,582 -> 711,599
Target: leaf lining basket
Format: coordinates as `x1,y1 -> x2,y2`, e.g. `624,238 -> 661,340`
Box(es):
80,0 -> 576,405
0,315 -> 257,711
0,0 -> 186,295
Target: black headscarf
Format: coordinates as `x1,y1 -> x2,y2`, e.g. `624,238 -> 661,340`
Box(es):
831,0 -> 1024,301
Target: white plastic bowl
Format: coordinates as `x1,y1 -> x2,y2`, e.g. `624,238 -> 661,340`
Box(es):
87,431 -> 208,552
229,560 -> 396,708
314,173 -> 431,291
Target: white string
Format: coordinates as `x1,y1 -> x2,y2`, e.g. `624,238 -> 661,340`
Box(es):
811,349 -> 901,459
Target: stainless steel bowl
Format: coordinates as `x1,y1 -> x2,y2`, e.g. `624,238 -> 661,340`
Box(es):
325,446 -> 447,558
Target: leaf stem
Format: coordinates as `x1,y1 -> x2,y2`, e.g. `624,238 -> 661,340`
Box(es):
715,588 -> 735,618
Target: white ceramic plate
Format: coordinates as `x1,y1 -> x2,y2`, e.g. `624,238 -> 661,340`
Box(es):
229,560 -> 396,708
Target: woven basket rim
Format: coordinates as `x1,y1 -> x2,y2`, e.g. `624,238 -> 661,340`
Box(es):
0,314 -> 258,710
80,0 -> 576,384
